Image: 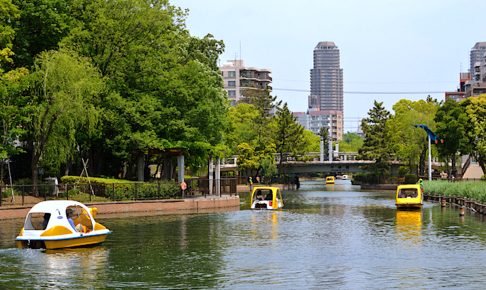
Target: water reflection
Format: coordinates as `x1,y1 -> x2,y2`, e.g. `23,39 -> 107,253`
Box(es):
395,210 -> 422,245
4,181 -> 486,288
0,247 -> 109,289
249,211 -> 280,241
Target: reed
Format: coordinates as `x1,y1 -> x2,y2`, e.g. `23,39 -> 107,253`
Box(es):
424,180 -> 486,202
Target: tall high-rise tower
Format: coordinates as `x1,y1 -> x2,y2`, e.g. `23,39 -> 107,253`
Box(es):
309,41 -> 343,111
470,42 -> 486,75
307,41 -> 343,140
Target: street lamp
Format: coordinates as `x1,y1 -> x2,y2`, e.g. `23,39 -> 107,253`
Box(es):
414,124 -> 441,181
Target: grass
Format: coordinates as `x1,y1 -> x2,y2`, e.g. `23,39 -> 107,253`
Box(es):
424,180 -> 486,202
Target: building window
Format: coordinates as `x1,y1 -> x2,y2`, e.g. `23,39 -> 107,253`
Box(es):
228,80 -> 236,87
228,90 -> 236,97
228,71 -> 236,78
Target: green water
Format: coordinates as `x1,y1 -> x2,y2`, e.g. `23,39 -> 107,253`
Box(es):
2,180 -> 486,288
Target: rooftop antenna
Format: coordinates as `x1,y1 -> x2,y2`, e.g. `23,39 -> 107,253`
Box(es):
239,41 -> 242,61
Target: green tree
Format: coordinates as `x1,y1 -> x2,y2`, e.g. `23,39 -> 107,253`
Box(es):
434,99 -> 469,177
338,132 -> 363,153
0,0 -> 27,181
239,88 -> 280,150
61,0 -> 228,178
25,50 -> 104,192
274,102 -> 305,175
12,0 -> 78,67
318,126 -> 330,158
387,98 -> 439,175
0,0 -> 19,71
302,129 -> 320,153
225,103 -> 259,155
358,100 -> 392,182
463,95 -> 486,173
234,88 -> 278,178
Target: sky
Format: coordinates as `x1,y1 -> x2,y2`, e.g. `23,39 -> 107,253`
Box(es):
171,0 -> 486,132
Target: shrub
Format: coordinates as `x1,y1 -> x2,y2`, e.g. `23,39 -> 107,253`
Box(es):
352,173 -> 380,184
404,174 -> 417,184
60,176 -> 181,200
398,166 -> 409,177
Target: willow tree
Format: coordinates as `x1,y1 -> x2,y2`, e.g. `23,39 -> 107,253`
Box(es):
26,50 -> 104,192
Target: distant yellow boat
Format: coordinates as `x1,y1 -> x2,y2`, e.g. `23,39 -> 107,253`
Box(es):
395,184 -> 423,209
325,176 -> 335,184
250,186 -> 284,210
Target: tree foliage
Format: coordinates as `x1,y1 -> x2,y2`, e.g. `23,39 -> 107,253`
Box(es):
338,132 -> 363,153
25,50 -> 104,187
462,95 -> 486,173
358,100 -> 392,182
225,103 -> 259,156
59,0 -> 228,177
11,0 -> 77,68
387,98 -> 439,175
434,99 -> 469,176
274,102 -> 305,174
0,0 -> 19,71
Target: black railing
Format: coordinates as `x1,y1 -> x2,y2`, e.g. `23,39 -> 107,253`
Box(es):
0,178 -> 238,207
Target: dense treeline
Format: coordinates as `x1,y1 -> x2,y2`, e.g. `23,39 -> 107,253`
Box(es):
2,0 -> 482,188
0,0 -> 314,186
358,96 -> 486,181
0,0 -> 228,186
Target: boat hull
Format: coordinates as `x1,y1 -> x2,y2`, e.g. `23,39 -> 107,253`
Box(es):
395,203 -> 422,210
16,232 -> 110,250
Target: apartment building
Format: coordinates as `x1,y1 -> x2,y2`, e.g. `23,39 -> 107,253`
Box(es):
220,60 -> 272,106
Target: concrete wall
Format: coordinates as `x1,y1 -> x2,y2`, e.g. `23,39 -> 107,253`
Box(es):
0,196 -> 241,220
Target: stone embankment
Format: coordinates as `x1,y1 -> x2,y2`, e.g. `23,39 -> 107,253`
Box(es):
0,195 -> 240,220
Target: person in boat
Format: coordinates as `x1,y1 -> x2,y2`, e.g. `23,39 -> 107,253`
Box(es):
417,178 -> 424,192
256,190 -> 264,201
42,213 -> 50,230
294,175 -> 300,190
66,208 -> 77,231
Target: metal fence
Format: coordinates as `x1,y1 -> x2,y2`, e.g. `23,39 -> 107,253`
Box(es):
0,178 -> 238,207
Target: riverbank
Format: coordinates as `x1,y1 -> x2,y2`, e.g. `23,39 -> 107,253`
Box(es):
424,180 -> 486,201
359,184 -> 397,190
0,195 -> 240,220
424,180 -> 486,215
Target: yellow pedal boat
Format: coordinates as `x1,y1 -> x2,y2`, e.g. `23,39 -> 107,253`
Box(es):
325,176 -> 335,184
395,184 -> 423,209
250,186 -> 284,210
16,200 -> 111,250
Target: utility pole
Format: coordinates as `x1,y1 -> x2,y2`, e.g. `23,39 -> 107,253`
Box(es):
415,124 -> 441,181
328,127 -> 333,163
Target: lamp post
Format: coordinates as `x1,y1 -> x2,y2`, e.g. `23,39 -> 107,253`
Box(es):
414,124 -> 440,181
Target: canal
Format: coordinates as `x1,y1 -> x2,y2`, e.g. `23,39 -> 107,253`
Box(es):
2,180 -> 486,288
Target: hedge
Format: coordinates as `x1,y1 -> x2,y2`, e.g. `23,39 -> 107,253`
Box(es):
60,176 -> 181,200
